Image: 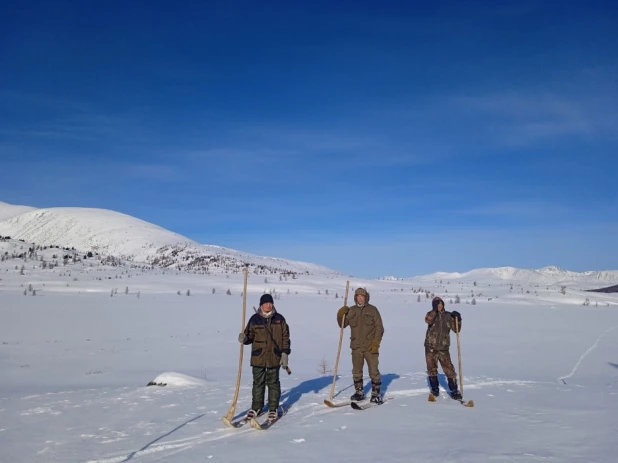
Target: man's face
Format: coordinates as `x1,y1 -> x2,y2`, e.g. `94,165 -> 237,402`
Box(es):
261,302 -> 274,313
356,294 -> 366,305
437,301 -> 444,311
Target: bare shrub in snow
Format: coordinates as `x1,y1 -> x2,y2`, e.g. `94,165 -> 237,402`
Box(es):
317,357 -> 332,375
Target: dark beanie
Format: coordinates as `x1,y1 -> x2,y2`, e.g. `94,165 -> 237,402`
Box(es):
259,294 -> 274,306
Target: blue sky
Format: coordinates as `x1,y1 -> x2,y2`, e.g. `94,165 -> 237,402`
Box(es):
1,0 -> 617,278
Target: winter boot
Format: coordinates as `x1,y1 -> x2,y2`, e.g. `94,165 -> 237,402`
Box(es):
448,377 -> 462,400
350,380 -> 365,401
370,381 -> 383,404
245,409 -> 258,420
429,376 -> 440,397
267,410 -> 278,422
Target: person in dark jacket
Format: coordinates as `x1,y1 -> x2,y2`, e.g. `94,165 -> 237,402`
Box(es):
238,293 -> 290,421
424,296 -> 462,400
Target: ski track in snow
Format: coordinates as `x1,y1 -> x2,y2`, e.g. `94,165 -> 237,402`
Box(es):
558,324 -> 618,384
74,377 -> 536,463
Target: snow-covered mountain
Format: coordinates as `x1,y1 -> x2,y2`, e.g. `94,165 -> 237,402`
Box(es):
404,265 -> 618,286
0,200 -> 37,221
0,201 -> 336,275
0,206 -> 195,256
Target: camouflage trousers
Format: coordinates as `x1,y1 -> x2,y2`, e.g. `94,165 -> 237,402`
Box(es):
251,366 -> 281,412
425,346 -> 457,379
352,348 -> 381,384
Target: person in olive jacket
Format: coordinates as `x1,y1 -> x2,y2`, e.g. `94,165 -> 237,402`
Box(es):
238,293 -> 291,421
337,287 -> 384,403
424,296 -> 462,400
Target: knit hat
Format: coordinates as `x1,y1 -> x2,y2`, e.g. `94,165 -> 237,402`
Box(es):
259,294 -> 274,306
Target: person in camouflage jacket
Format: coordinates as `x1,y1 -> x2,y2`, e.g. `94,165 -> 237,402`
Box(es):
424,296 -> 462,400
238,293 -> 290,421
337,287 -> 384,403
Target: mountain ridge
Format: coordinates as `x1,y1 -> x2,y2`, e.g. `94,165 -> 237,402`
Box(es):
0,201 -> 336,275
390,265 -> 618,285
2,201 -> 615,283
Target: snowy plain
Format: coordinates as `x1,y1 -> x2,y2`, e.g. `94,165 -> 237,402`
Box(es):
0,239 -> 617,462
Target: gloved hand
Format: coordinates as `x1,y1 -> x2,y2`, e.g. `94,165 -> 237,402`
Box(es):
337,305 -> 349,318
238,332 -> 248,344
280,353 -> 289,369
368,339 -> 380,354
451,311 -> 462,332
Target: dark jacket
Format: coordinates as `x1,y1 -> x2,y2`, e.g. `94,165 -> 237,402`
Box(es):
424,309 -> 461,351
243,308 -> 291,368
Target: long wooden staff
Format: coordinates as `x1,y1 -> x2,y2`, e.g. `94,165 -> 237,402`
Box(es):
326,280 -> 350,403
222,266 -> 249,425
455,317 -> 474,407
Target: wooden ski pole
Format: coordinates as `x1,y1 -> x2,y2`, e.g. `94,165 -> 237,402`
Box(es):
455,317 -> 463,397
327,280 -> 350,402
222,266 -> 249,426
455,317 -> 474,406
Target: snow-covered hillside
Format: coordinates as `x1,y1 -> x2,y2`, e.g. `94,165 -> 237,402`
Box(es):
0,201 -> 337,276
0,200 -> 37,221
403,265 -> 618,287
0,206 -> 196,256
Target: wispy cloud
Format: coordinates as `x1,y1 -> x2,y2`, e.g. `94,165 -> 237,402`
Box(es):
176,125 -> 437,171
456,201 -> 572,219
125,163 -> 186,182
453,88 -> 618,147
0,89 -> 156,145
0,127 -> 96,141
0,89 -> 89,112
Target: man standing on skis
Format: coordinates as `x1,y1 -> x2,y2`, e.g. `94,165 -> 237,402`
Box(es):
336,287 -> 384,404
238,293 -> 291,422
424,296 -> 462,400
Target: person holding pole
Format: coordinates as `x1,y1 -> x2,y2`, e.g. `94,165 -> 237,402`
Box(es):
238,293 -> 291,423
424,296 -> 463,400
336,288 -> 384,404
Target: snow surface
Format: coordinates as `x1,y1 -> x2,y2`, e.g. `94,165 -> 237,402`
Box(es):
1,238 -> 617,463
